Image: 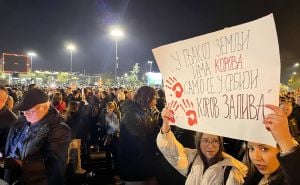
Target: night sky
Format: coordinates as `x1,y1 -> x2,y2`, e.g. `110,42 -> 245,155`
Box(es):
0,0 -> 299,83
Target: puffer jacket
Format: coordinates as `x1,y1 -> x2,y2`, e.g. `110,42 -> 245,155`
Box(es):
157,130 -> 248,185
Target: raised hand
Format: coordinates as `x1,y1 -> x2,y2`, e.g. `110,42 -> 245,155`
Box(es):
165,76 -> 183,98
180,99 -> 198,126
166,101 -> 180,123
264,104 -> 295,152
161,108 -> 174,134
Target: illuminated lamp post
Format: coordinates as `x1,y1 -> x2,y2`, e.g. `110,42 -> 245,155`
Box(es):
110,26 -> 124,82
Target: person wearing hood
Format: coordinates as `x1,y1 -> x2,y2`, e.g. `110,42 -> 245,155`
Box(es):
2,88 -> 71,185
157,108 -> 248,185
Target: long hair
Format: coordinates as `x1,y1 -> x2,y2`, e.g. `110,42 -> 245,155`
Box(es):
194,132 -> 224,172
133,86 -> 156,110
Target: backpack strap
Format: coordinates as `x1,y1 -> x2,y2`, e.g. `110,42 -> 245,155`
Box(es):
186,153 -> 198,176
223,166 -> 232,184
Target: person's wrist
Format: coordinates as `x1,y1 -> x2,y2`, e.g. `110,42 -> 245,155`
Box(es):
277,135 -> 295,152
161,124 -> 170,134
280,139 -> 299,156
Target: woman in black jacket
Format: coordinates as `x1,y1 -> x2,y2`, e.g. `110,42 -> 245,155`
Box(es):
118,86 -> 160,184
65,101 -> 86,174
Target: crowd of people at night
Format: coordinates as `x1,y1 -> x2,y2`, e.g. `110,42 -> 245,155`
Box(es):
0,81 -> 300,185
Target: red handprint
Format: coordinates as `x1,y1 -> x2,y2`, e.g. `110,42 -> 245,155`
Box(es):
167,100 -> 180,123
165,76 -> 183,98
180,99 -> 198,126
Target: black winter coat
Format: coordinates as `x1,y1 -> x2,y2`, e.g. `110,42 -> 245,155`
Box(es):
118,101 -> 160,181
244,167 -> 287,185
278,146 -> 300,185
4,107 -> 71,185
0,106 -> 17,154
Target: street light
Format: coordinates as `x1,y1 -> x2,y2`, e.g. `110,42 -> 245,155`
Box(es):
147,61 -> 153,72
110,26 -> 124,81
27,52 -> 37,72
66,43 -> 76,73
294,63 -> 299,67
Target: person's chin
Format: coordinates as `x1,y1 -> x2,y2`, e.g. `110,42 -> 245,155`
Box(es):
205,151 -> 216,159
255,164 -> 269,174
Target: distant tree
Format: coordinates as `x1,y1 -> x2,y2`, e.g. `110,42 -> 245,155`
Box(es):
288,74 -> 300,90
125,63 -> 142,88
57,72 -> 69,84
101,73 -> 114,87
35,72 -> 48,81
19,73 -> 31,79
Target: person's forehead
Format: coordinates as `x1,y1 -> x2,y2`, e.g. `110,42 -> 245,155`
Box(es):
201,134 -> 218,139
248,142 -> 271,148
29,103 -> 46,110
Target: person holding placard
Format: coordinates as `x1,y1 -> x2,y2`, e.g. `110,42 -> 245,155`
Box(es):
244,104 -> 300,185
157,108 -> 248,185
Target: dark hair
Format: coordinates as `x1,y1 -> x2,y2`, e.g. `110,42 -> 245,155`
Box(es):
194,132 -> 224,171
133,86 -> 156,110
106,101 -> 116,110
101,90 -> 109,98
28,84 -> 36,90
65,101 -> 79,119
157,89 -> 165,98
72,90 -> 79,95
52,92 -> 63,106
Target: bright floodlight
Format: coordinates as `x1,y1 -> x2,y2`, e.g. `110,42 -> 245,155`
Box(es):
110,27 -> 124,38
109,26 -> 125,82
27,52 -> 37,57
293,72 -> 297,75
66,43 -> 76,51
294,63 -> 299,67
66,43 -> 76,73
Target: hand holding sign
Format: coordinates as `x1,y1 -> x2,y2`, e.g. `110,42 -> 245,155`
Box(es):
181,99 -> 198,126
167,100 -> 180,123
165,76 -> 183,98
161,108 -> 173,133
263,104 -> 295,151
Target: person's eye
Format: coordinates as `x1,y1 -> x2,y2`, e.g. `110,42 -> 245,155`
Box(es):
212,139 -> 219,144
201,139 -> 209,144
247,146 -> 254,152
261,147 -> 269,152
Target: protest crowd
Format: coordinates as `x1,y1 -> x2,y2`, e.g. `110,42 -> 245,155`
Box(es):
0,81 -> 299,185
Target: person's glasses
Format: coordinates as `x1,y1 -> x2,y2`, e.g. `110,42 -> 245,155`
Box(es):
200,138 -> 220,147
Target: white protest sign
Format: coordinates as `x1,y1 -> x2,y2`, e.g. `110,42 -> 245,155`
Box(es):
152,14 -> 280,146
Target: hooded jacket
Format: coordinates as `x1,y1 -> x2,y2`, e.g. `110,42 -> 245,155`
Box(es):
157,130 -> 248,185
